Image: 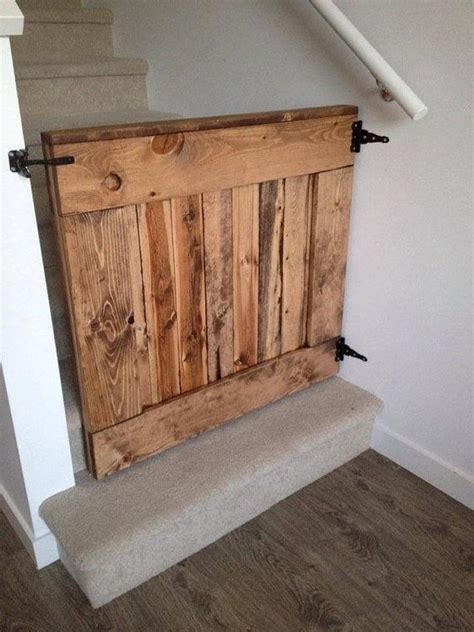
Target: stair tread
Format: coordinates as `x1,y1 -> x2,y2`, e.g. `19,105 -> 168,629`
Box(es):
25,109 -> 180,148
21,8 -> 113,24
15,58 -> 149,80
58,357 -> 81,432
59,358 -> 86,473
45,264 -> 66,319
17,0 -> 82,8
41,377 -> 382,571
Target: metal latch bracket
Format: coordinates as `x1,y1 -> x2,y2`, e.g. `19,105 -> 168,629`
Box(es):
9,148 -> 74,178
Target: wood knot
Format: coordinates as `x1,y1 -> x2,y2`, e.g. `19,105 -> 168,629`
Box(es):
188,330 -> 199,343
184,208 -> 196,224
151,133 -> 184,155
165,310 -> 177,329
89,318 -> 101,332
103,172 -> 122,191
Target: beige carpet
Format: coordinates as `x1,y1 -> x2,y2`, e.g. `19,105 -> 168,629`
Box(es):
41,376 -> 383,607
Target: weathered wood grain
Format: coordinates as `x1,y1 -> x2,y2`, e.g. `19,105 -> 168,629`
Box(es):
171,195 -> 208,392
61,206 -> 150,432
232,184 -> 259,371
90,338 -> 339,478
42,104 -> 358,144
307,167 -> 353,346
45,109 -> 358,477
258,179 -> 284,362
202,190 -> 234,382
281,175 -> 312,353
138,201 -> 180,401
48,115 -> 356,215
44,140 -> 97,469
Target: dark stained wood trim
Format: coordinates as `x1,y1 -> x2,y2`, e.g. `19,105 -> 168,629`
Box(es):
90,338 -> 339,478
41,105 -> 358,145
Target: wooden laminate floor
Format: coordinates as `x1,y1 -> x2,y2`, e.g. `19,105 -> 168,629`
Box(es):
1,450 -> 473,631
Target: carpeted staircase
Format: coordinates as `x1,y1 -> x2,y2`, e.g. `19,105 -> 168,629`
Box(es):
13,0 -> 383,608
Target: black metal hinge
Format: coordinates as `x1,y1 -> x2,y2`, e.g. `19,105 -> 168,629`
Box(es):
336,337 -> 368,362
351,120 -> 389,153
8,148 -> 74,178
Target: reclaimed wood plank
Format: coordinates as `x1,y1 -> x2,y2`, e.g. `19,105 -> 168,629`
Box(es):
258,179 -> 284,362
138,201 -> 180,401
233,184 -> 259,371
307,168 -> 353,346
43,140 -> 97,469
42,105 -> 358,145
61,206 -> 150,432
129,218 -> 153,409
281,175 -> 312,353
91,338 -> 339,478
171,195 -> 208,392
44,109 -> 358,477
202,190 -> 234,382
48,115 -> 356,215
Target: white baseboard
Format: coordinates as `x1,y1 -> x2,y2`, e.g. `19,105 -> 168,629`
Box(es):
371,423 -> 474,510
0,486 -> 59,568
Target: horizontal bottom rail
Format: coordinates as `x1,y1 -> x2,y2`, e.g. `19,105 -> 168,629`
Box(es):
88,338 -> 339,478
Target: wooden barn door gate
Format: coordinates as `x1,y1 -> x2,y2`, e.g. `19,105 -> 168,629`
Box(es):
43,105 -> 359,479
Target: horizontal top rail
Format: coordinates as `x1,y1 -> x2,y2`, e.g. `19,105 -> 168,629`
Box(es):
42,105 -> 358,145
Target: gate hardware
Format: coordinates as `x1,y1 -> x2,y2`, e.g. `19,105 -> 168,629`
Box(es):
351,120 -> 389,153
8,148 -> 74,178
336,337 -> 368,362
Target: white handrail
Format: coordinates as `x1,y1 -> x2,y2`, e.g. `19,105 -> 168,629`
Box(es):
309,0 -> 428,120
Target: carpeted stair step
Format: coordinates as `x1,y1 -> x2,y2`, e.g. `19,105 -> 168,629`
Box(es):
59,358 -> 85,473
40,377 -> 383,607
17,0 -> 82,10
15,58 -> 149,118
44,265 -> 72,362
11,8 -> 114,64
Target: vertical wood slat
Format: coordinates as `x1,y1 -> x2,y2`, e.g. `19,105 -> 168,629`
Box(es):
307,167 -> 353,346
202,190 -> 234,382
61,206 -> 151,432
258,179 -> 284,362
281,175 -> 312,354
233,184 -> 259,371
138,200 -> 180,402
171,195 -> 208,391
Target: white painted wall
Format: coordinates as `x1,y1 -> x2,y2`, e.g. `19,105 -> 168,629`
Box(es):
0,19 -> 76,565
86,0 -> 473,507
